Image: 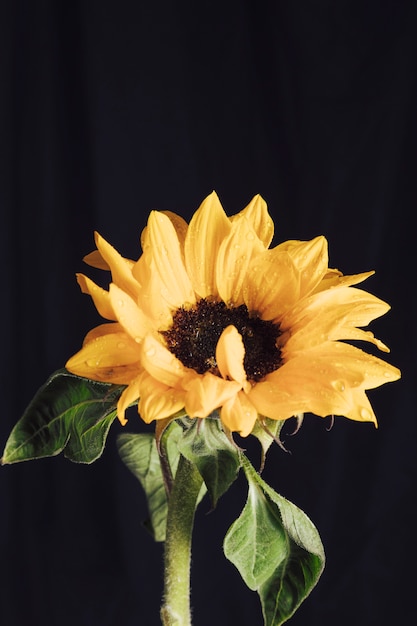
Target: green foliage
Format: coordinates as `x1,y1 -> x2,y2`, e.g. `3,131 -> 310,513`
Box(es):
251,417 -> 285,469
1,369 -> 124,465
177,417 -> 241,508
2,369 -> 325,625
224,454 -> 325,626
117,422 -> 182,541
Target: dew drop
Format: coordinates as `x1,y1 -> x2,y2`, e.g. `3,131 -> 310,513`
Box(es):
360,407 -> 371,420
117,342 -> 126,349
86,358 -> 100,367
134,337 -> 141,343
384,371 -> 392,378
246,231 -> 255,241
331,380 -> 345,392
117,299 -> 125,307
145,347 -> 156,357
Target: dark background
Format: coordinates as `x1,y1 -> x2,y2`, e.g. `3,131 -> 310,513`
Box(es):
1,1 -> 415,625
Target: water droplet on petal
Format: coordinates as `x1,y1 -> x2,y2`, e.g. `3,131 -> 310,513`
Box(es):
331,380 -> 345,392
360,407 -> 371,419
117,342 -> 126,349
246,231 -> 255,241
86,358 -> 100,367
145,347 -> 156,357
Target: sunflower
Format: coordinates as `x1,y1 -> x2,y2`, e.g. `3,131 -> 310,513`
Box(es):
66,192 -> 400,437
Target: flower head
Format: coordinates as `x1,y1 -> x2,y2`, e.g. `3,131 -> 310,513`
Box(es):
66,192 -> 400,436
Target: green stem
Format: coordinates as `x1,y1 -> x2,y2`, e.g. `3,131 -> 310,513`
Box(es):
160,454 -> 203,626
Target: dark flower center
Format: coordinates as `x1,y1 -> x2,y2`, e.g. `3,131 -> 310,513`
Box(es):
161,298 -> 282,382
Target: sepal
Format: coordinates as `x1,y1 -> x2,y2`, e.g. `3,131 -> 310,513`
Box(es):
177,417 -> 241,508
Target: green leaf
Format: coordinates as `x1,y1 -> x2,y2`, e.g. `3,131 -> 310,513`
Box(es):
117,422 -> 182,542
251,417 -> 285,470
177,417 -> 241,508
1,369 -> 125,465
224,454 -> 325,626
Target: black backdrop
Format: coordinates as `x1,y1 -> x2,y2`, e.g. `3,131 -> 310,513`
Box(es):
1,2 -> 416,625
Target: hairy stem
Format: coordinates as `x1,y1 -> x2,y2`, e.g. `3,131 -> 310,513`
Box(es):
160,454 -> 203,626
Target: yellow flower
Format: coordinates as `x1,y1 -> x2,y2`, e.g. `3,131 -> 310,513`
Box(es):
66,192 -> 401,437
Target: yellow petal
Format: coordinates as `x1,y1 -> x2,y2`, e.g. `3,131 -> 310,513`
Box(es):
83,249 -> 111,270
138,374 -> 186,423
65,331 -> 140,384
94,232 -> 139,299
216,215 -> 264,304
132,251 -> 173,328
76,273 -> 115,320
146,211 -> 195,308
231,194 -> 274,248
184,191 -> 231,297
140,333 -> 187,387
308,341 -> 401,389
117,378 -> 141,425
140,210 -> 189,251
343,388 -> 377,424
313,269 -> 375,293
161,210 -> 189,247
276,236 -> 328,297
283,287 -> 391,352
216,325 -> 249,391
81,322 -> 123,344
249,342 -> 400,423
183,372 -> 241,418
109,283 -> 153,341
243,249 -> 300,319
220,391 -> 258,436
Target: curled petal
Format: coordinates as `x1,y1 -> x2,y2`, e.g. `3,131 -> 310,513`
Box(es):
137,372 -> 186,423
117,377 -> 141,425
216,325 -> 250,391
220,391 -> 258,436
140,333 -> 187,387
183,372 -> 241,418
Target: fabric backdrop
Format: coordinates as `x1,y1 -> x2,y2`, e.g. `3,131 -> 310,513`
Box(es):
1,2 -> 415,625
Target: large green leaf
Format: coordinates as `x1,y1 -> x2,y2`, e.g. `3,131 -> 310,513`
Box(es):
177,417 -> 241,508
117,422 -> 182,542
224,454 -> 325,625
1,369 -> 125,465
